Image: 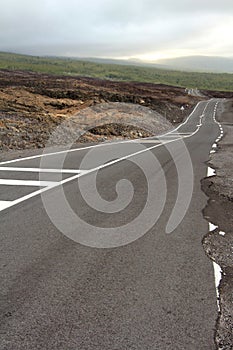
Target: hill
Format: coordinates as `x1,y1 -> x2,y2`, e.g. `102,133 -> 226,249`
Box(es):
155,56 -> 233,73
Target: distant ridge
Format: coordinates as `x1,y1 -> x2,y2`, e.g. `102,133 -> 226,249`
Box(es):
1,51 -> 232,73
49,56 -> 162,68
58,55 -> 233,73
154,56 -> 233,73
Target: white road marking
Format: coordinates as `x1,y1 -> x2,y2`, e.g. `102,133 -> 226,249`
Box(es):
212,261 -> 222,311
212,101 -> 224,147
209,222 -> 218,231
207,100 -> 223,310
0,179 -> 58,187
0,167 -> 81,174
207,167 -> 216,177
0,201 -> 12,211
219,231 -> 226,236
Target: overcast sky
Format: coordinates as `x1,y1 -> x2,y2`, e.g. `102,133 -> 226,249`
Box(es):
0,0 -> 233,60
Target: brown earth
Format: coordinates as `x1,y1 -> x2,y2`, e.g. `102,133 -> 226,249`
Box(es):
0,69 -> 205,151
201,100 -> 233,350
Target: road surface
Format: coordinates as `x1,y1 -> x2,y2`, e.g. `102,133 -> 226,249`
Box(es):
0,99 -> 223,349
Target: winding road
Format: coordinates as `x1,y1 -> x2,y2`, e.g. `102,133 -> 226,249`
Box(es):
0,99 -> 223,349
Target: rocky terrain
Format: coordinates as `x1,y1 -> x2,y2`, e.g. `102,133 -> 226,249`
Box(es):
0,69 -> 205,151
201,100 -> 233,350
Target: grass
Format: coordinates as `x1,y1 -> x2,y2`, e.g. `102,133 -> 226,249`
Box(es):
0,51 -> 233,91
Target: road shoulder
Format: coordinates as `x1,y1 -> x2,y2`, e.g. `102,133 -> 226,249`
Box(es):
201,99 -> 233,350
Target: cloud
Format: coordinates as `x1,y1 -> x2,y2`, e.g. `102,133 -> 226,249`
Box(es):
0,0 -> 232,58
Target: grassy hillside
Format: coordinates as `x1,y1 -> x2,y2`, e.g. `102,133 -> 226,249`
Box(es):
0,52 -> 233,91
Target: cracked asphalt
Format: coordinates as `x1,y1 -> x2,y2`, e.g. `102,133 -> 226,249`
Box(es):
202,99 -> 233,350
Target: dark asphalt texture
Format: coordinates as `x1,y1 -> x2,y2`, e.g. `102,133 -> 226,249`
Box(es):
0,99 -> 222,349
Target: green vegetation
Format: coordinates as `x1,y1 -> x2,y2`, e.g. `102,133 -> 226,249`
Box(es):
0,52 -> 233,91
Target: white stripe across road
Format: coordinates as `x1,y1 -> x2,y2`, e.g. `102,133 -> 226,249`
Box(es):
0,201 -> 11,211
0,179 -> 58,187
0,167 -> 81,174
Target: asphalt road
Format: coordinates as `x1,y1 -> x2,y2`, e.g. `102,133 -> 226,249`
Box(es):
0,99 -> 223,349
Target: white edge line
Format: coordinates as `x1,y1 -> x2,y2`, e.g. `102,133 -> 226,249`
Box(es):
209,222 -> 218,231
207,167 -> 216,177
207,100 -> 223,311
212,260 -> 222,311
